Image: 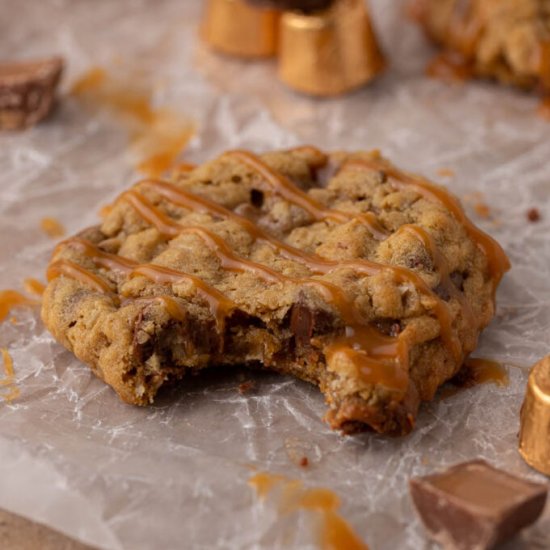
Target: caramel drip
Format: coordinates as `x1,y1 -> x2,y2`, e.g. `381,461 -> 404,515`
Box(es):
227,150 -> 386,238
342,158 -> 511,284
324,326 -> 409,392
130,264 -> 235,331
463,357 -> 508,387
249,472 -> 369,550
47,259 -> 115,295
0,290 -> 40,323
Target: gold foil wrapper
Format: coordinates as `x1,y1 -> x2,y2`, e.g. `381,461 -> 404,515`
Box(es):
277,0 -> 385,96
201,0 -> 279,58
519,356 -> 550,476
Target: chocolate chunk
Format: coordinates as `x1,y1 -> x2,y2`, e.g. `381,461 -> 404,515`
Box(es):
290,302 -> 333,346
526,208 -> 541,223
410,460 -> 548,550
245,0 -> 333,12
0,57 -> 64,130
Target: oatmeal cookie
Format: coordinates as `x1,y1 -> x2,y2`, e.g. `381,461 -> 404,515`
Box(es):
42,147 -> 509,435
411,0 -> 550,91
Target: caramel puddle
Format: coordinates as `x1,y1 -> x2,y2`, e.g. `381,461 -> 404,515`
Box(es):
249,472 -> 369,550
439,357 -> 509,399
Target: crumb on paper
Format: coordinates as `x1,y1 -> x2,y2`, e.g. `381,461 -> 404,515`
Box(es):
299,456 -> 309,467
71,66 -> 195,177
527,208 -> 541,223
40,217 -> 66,238
238,380 -> 255,394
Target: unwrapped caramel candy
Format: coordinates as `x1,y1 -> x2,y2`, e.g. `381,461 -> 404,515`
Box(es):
519,355 -> 550,476
410,460 -> 548,550
0,57 -> 63,130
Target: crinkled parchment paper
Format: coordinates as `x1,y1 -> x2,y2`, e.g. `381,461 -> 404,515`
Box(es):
1,1 -> 549,548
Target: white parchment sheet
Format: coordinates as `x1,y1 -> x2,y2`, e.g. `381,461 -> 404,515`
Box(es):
0,1 -> 549,548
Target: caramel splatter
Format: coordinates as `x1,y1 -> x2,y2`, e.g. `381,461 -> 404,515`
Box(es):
0,349 -> 20,402
0,290 -> 40,323
249,472 -> 369,550
71,67 -> 194,177
23,278 -> 46,296
40,217 -> 66,238
437,168 -> 455,179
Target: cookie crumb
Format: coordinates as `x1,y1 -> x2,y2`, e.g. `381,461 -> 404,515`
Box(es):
527,208 -> 540,223
238,380 -> 255,394
299,456 -> 309,467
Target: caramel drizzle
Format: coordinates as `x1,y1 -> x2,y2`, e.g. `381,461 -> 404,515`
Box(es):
342,158 -> 510,285
129,179 -> 460,359
227,150 -> 387,239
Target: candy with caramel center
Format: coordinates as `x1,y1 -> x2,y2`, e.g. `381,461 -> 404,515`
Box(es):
519,355 -> 550,476
0,57 -> 63,130
410,460 -> 548,550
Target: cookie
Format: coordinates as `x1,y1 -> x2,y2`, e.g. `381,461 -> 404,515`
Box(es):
411,0 -> 550,91
42,147 -> 509,435
246,0 -> 334,11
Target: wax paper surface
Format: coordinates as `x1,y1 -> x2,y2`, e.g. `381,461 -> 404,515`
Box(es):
1,1 -> 549,548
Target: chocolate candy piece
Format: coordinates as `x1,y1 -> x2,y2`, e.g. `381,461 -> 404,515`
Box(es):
519,356 -> 550,476
0,57 -> 63,130
410,460 -> 548,550
245,0 -> 334,12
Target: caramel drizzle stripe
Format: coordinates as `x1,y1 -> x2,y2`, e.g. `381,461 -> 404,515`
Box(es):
227,150 -> 387,239
127,182 -> 459,359
342,159 -> 511,285
49,241 -> 236,331
47,259 -> 115,295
